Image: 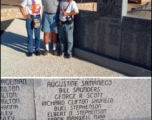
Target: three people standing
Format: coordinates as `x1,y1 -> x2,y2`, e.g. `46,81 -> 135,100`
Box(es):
19,0 -> 79,58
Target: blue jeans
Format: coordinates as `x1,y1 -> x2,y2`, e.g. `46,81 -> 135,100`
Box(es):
26,16 -> 41,53
59,22 -> 74,55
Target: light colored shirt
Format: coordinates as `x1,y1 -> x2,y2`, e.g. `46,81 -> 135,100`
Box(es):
59,0 -> 79,22
20,0 -> 42,15
42,0 -> 59,13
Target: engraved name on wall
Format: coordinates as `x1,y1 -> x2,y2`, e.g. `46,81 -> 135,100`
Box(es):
34,78 -> 151,120
74,0 -> 127,59
1,79 -> 35,120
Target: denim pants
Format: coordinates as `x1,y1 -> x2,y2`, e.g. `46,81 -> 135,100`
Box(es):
26,16 -> 41,53
59,22 -> 74,55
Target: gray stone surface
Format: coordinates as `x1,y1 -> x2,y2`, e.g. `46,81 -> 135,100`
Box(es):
1,79 -> 35,120
128,2 -> 151,19
121,16 -> 151,70
74,0 -> 151,73
34,78 -> 151,120
74,48 -> 151,76
74,0 -> 127,59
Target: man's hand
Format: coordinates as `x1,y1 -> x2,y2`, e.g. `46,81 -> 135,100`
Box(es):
19,5 -> 31,19
63,11 -> 79,16
23,14 -> 31,18
62,11 -> 68,16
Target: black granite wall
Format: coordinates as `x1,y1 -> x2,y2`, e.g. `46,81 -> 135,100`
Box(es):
121,16 -> 151,70
74,0 -> 127,59
74,1 -> 151,70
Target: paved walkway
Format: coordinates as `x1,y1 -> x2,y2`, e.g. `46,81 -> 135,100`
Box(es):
1,19 -> 127,77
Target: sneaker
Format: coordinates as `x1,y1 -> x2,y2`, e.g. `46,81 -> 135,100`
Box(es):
43,50 -> 49,56
67,54 -> 72,58
53,50 -> 58,56
27,52 -> 33,57
35,51 -> 41,56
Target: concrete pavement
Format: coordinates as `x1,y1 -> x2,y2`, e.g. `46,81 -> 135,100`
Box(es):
1,19 -> 127,77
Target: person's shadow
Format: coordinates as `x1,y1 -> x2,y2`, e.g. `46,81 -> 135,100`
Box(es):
1,31 -> 45,56
1,31 -> 62,56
